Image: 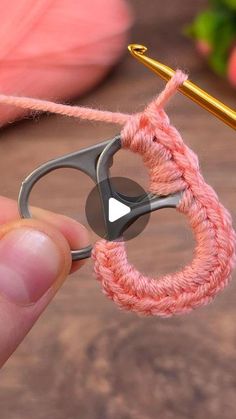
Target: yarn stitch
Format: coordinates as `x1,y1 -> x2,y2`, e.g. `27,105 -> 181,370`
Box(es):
0,71 -> 235,316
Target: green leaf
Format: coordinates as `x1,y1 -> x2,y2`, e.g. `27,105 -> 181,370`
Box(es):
184,2 -> 236,76
210,0 -> 236,11
221,0 -> 236,11
209,50 -> 227,74
187,10 -> 221,44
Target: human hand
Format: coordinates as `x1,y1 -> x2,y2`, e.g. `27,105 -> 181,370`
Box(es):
0,196 -> 89,367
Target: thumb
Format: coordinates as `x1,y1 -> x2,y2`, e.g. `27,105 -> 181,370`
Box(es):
0,219 -> 72,367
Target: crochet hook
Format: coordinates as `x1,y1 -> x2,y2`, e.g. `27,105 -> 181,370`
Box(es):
128,44 -> 236,130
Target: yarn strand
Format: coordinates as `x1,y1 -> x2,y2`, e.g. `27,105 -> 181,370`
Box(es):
0,94 -> 131,125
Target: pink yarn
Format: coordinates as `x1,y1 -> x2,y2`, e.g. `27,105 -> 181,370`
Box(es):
0,0 -> 131,126
0,71 -> 235,316
92,72 -> 236,316
228,46 -> 236,87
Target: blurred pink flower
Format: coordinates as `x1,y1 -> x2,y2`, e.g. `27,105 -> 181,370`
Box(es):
228,46 -> 236,87
196,39 -> 212,57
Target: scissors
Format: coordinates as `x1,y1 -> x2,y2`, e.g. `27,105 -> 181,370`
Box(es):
18,45 -> 235,261
18,134 -> 181,261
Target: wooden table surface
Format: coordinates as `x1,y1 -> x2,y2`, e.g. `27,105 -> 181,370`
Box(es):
0,1 -> 236,418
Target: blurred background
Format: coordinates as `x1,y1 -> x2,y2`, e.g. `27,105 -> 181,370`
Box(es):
0,1 -> 236,418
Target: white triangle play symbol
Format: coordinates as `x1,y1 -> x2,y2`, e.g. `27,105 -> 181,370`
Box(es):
108,197 -> 131,222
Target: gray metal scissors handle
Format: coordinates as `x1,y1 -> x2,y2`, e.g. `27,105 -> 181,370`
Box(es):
18,135 -> 182,261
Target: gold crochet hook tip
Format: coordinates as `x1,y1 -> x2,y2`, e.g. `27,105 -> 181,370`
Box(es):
128,44 -> 147,55
128,44 -> 236,130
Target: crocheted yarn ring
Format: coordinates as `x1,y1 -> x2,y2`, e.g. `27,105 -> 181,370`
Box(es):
1,69 -> 234,317
92,71 -> 236,317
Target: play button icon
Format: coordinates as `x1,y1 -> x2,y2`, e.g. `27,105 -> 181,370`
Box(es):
85,176 -> 151,241
108,198 -> 131,222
